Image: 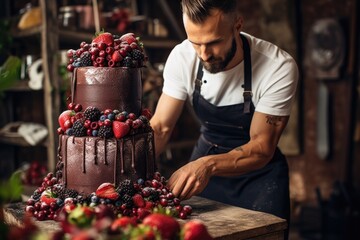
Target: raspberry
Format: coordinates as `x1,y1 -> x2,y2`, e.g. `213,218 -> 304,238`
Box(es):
72,120 -> 87,137
84,106 -> 101,121
98,125 -> 113,138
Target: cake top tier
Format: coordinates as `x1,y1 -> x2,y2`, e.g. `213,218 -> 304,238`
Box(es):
66,32 -> 147,72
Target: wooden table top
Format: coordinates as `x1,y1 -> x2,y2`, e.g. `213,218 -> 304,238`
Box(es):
3,196 -> 287,240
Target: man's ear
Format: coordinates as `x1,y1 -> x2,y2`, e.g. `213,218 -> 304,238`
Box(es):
235,16 -> 244,32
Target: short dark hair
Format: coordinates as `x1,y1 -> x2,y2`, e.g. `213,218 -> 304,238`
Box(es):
181,0 -> 238,23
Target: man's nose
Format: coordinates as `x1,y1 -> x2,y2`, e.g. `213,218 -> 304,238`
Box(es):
199,45 -> 211,62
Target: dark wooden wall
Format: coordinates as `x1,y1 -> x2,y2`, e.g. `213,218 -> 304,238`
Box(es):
232,0 -> 360,212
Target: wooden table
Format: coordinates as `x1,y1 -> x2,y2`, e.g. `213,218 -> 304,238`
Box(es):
3,196 -> 287,239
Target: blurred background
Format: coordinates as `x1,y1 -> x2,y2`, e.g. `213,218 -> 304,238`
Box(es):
0,0 -> 359,239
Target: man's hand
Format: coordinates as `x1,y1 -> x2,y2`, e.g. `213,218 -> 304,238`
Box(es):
167,157 -> 212,200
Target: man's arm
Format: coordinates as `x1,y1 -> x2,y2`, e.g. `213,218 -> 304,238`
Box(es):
167,111 -> 289,199
150,93 -> 185,157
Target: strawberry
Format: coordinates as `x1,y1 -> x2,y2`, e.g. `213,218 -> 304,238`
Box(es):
130,225 -> 160,240
112,121 -> 130,139
120,32 -> 137,44
144,200 -> 154,210
40,189 -> 57,205
92,32 -> 114,46
136,207 -> 151,220
95,182 -> 119,200
58,110 -> 75,131
110,216 -> 137,231
132,193 -> 145,208
111,50 -> 123,62
181,220 -> 213,240
143,213 -> 180,240
68,205 -> 95,228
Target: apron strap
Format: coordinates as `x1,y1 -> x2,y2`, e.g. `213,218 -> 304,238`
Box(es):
241,34 -> 252,114
193,61 -> 203,107
194,33 -> 253,114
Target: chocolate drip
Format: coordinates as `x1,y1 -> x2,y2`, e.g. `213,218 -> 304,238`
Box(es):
82,138 -> 86,173
114,140 -> 118,185
94,138 -> 98,164
64,136 -> 68,187
120,139 -> 124,173
131,136 -> 135,172
104,139 -> 107,165
71,68 -> 77,103
57,135 -> 62,161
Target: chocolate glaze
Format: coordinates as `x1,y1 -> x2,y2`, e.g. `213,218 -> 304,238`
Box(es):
59,131 -> 156,195
72,67 -> 142,116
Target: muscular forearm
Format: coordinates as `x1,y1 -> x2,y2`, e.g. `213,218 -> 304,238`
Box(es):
201,140 -> 275,177
151,122 -> 173,158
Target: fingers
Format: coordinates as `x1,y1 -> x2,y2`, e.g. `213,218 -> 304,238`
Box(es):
167,169 -> 199,200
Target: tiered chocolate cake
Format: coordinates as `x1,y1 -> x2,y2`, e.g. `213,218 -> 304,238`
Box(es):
56,32 -> 156,195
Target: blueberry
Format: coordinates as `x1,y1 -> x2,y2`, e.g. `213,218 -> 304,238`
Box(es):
56,198 -> 64,206
92,130 -> 98,137
100,115 -> 107,121
137,178 -> 145,186
91,195 -> 99,203
121,111 -> 128,118
107,113 -> 115,120
66,128 -> 74,135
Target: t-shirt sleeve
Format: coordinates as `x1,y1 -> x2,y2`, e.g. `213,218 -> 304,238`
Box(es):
255,57 -> 299,116
162,46 -> 188,101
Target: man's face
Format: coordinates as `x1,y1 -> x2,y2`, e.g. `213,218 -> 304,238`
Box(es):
183,10 -> 238,73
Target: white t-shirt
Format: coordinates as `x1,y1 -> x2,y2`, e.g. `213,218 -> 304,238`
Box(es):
162,32 -> 299,116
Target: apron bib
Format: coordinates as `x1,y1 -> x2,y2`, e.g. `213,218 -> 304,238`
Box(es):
190,34 -> 290,225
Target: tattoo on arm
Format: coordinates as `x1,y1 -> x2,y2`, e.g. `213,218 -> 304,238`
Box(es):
234,146 -> 244,152
265,115 -> 282,126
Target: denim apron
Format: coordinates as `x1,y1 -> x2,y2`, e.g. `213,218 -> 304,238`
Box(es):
190,34 -> 290,228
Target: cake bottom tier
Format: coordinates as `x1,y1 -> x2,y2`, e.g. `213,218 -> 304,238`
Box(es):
57,132 -> 156,195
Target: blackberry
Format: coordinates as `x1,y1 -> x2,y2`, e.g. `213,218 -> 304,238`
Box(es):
131,49 -> 144,61
98,126 -> 113,138
117,179 -> 136,196
148,189 -> 160,202
121,194 -> 133,208
64,188 -> 79,199
138,115 -> 149,125
72,120 -> 87,137
52,184 -> 65,198
84,106 -> 101,121
122,56 -> 134,68
78,51 -> 92,67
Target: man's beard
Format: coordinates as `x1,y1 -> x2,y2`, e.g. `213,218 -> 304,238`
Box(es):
201,37 -> 237,73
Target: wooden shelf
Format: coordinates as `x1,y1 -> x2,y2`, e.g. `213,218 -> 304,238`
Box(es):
4,81 -> 40,92
0,135 -> 47,147
11,25 -> 42,38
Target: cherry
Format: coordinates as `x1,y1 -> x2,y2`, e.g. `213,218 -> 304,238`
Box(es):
74,104 -> 82,112
67,102 -> 75,110
182,205 -> 192,215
